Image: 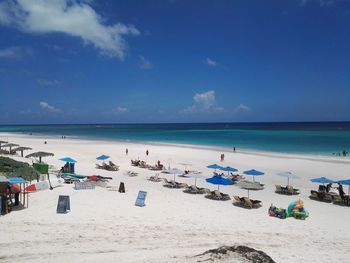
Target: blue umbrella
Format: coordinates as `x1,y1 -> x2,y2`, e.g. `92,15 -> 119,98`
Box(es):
243,169 -> 264,182
207,164 -> 223,174
310,177 -> 334,184
96,155 -> 110,161
219,166 -> 238,176
59,157 -> 77,163
207,164 -> 223,169
206,175 -> 232,191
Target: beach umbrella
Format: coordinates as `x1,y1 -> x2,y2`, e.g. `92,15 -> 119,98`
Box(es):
336,179 -> 350,195
207,164 -> 223,173
310,177 -> 334,185
26,151 -> 54,163
219,166 -> 238,176
243,169 -> 264,182
277,171 -> 300,186
96,155 -> 110,162
162,168 -> 183,181
2,143 -> 19,153
206,175 -> 232,191
237,181 -> 263,198
187,172 -> 207,186
0,140 -> 7,148
59,157 -> 77,163
12,146 -> 32,157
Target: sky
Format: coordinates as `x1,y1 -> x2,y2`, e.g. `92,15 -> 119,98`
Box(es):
0,0 -> 350,124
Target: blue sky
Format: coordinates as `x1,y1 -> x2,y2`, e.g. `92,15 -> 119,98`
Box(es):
0,0 -> 349,124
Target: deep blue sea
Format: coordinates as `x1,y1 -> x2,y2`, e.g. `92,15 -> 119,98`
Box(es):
1,122 -> 350,156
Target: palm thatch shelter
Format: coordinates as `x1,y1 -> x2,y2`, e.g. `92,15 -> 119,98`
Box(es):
12,147 -> 33,157
1,143 -> 19,153
0,156 -> 39,182
26,151 -> 54,163
0,140 -> 7,149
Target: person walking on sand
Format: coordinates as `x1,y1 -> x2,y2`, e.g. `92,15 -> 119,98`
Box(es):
126,148 -> 128,155
146,150 -> 149,156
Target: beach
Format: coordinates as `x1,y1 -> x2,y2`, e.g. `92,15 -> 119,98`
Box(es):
0,132 -> 349,263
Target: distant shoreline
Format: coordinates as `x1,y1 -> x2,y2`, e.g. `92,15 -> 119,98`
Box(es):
1,131 -> 349,165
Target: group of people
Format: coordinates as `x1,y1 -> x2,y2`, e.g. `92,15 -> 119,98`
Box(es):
319,183 -> 345,200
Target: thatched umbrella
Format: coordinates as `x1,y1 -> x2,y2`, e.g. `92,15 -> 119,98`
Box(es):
2,143 -> 19,153
26,151 -> 54,163
0,140 -> 7,149
12,147 -> 33,157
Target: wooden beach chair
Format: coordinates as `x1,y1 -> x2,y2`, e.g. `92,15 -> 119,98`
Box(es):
275,185 -> 284,194
286,185 -> 299,195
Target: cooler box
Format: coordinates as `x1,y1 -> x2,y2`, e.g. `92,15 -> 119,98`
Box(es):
33,163 -> 49,174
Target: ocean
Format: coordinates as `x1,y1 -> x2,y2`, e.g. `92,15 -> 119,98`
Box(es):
0,122 -> 350,156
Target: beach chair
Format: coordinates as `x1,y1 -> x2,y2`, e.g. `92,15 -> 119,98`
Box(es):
148,174 -> 161,182
242,197 -> 254,209
275,185 -> 284,194
162,179 -> 177,188
252,199 -> 262,208
286,185 -> 299,195
332,195 -> 344,206
74,181 -> 95,190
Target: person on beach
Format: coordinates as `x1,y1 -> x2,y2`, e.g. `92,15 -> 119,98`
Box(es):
337,183 -> 345,200
233,147 -> 236,152
126,148 -> 128,155
326,183 -> 332,193
146,150 -> 149,156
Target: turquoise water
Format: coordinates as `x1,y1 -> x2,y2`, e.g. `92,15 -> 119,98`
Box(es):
0,122 -> 350,156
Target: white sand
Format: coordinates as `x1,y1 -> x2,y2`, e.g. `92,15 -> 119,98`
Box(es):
0,133 -> 349,263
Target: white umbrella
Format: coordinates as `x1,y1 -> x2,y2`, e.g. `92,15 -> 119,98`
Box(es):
162,168 -> 183,181
186,172 -> 207,186
277,171 -> 299,186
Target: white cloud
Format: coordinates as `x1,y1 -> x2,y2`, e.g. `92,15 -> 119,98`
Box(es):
233,103 -> 251,114
138,55 -> 153,69
39,101 -> 61,113
114,106 -> 128,113
183,90 -> 224,113
299,0 -> 338,6
0,46 -> 33,59
205,58 -> 217,67
0,0 -> 140,59
37,79 -> 61,87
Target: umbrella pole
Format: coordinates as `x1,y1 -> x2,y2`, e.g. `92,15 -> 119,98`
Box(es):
253,176 -> 255,182
218,185 -> 220,191
195,176 -> 197,187
288,177 -> 289,186
248,189 -> 250,199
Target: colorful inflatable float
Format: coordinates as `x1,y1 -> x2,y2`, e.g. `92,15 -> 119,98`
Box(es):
269,200 -> 309,220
